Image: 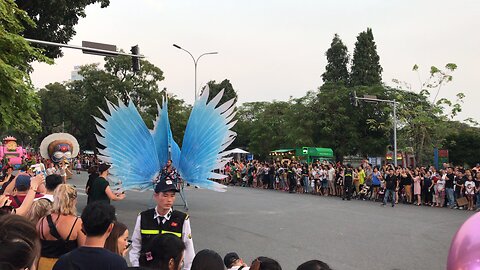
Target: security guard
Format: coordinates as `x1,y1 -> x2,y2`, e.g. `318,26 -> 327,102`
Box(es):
343,164 -> 353,200
129,179 -> 195,269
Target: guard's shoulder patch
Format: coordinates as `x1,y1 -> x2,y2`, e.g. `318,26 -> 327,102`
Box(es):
185,214 -> 189,220
187,233 -> 192,239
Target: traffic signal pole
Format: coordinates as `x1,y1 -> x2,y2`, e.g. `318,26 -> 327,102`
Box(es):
24,38 -> 144,71
352,92 -> 398,167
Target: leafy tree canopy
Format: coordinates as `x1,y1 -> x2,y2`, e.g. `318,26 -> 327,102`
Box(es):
0,0 -> 50,138
37,56 -> 190,150
16,0 -> 110,58
350,28 -> 383,87
322,34 -> 349,84
444,128 -> 480,168
202,79 -> 238,105
392,63 -> 467,165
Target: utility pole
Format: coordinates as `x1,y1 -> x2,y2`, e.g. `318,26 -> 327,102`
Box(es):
352,91 -> 398,166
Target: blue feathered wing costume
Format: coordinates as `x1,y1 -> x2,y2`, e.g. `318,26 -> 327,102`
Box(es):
94,86 -> 236,192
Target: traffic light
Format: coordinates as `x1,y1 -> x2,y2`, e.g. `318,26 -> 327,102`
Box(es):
349,91 -> 358,107
130,45 -> 140,72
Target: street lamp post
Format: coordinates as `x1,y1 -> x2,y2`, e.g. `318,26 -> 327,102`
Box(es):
353,92 -> 399,166
393,100 -> 397,167
173,44 -> 218,100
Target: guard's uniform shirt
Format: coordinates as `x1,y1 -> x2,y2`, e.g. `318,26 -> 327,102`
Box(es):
344,169 -> 353,183
343,168 -> 354,199
129,207 -> 195,270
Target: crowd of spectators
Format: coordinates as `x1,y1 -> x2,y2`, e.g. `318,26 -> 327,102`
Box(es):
0,160 -> 332,270
223,160 -> 480,211
3,154 -> 477,269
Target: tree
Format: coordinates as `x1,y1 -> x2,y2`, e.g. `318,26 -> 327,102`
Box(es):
312,83 -> 390,160
37,82 -> 80,140
233,95 -> 317,159
246,101 -> 293,159
0,0 -> 50,137
322,34 -> 349,84
444,127 -> 480,167
103,54 -> 165,128
202,79 -> 238,105
392,63 -> 467,165
350,28 -> 383,87
37,56 -> 191,151
16,0 -> 110,58
231,102 -> 268,151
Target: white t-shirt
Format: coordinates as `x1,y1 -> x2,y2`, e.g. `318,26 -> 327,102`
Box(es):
46,167 -> 56,176
437,179 -> 446,191
320,169 -> 327,180
328,168 -> 335,181
465,180 -> 475,195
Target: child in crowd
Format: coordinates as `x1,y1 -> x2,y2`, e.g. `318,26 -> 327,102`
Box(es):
464,175 -> 475,211
76,159 -> 82,174
358,185 -> 370,200
436,175 -> 446,207
431,171 -> 440,206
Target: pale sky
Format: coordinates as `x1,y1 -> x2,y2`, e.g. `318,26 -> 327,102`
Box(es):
30,0 -> 480,123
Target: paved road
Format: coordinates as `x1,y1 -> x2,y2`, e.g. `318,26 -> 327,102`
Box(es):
70,172 -> 472,270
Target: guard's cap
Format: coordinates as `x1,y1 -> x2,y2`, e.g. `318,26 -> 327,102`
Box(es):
154,179 -> 178,193
224,252 -> 240,268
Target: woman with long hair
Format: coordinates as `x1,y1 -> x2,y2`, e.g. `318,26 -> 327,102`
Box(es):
85,165 -> 99,204
104,221 -> 130,256
36,184 -> 85,270
26,198 -> 53,225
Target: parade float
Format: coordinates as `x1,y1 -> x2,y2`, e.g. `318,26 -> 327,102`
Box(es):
0,136 -> 27,169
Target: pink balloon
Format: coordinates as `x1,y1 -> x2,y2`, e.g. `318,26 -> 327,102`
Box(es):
447,212 -> 480,270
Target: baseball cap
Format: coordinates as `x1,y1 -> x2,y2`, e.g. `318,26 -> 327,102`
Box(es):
15,175 -> 31,190
224,252 -> 240,268
154,179 -> 179,193
98,163 -> 111,173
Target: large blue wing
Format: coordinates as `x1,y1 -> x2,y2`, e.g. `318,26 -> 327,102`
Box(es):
178,86 -> 237,192
151,98 -> 181,169
95,98 -> 160,190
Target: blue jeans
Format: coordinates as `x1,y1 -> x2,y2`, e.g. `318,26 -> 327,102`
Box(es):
446,188 -> 455,206
384,189 -> 396,206
303,176 -> 309,193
